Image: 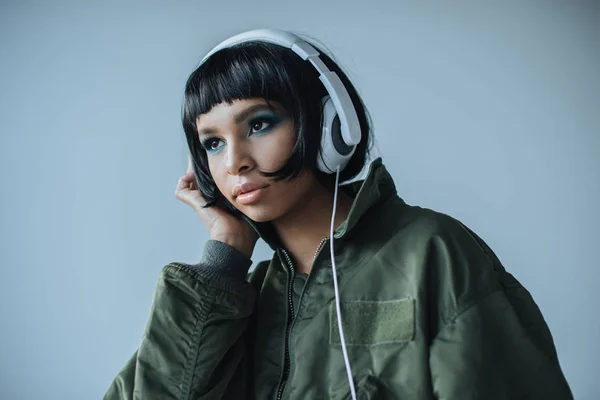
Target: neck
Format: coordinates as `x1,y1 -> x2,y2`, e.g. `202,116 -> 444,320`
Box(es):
271,178 -> 353,275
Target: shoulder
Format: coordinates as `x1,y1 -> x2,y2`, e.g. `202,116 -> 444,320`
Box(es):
377,200 -> 506,324
373,197 -> 487,257
365,197 -> 499,281
400,205 -> 498,277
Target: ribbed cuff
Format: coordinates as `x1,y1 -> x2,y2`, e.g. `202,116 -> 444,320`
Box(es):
196,239 -> 253,281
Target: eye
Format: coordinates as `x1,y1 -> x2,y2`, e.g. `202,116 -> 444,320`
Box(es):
251,119 -> 270,133
201,138 -> 224,154
249,115 -> 280,135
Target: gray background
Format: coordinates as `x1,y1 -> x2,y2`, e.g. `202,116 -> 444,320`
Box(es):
1,1 -> 598,399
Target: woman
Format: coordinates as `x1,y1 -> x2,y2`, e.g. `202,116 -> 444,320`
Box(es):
105,29 -> 572,399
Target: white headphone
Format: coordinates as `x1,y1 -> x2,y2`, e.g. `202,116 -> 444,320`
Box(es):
199,29 -> 362,174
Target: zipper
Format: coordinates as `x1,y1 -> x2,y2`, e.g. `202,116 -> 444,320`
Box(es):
275,248 -> 296,400
275,238 -> 328,400
312,237 -> 327,264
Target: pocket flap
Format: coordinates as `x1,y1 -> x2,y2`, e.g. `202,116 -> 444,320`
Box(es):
329,298 -> 415,345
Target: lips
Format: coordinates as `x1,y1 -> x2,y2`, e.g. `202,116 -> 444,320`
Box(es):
232,182 -> 268,197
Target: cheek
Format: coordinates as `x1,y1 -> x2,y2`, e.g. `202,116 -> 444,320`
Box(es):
259,128 -> 297,168
207,159 -> 230,199
272,170 -> 314,204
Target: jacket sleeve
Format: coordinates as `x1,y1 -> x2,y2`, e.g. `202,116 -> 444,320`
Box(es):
424,216 -> 573,399
429,286 -> 573,399
104,240 -> 257,400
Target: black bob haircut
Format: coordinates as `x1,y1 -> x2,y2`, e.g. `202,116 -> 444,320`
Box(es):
182,38 -> 373,215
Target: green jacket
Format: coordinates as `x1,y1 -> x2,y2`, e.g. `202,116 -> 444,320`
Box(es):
105,158 -> 572,399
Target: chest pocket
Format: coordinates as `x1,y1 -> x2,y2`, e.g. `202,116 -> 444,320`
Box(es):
329,298 -> 415,346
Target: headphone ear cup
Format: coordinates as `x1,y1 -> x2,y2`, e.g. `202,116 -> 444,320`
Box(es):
317,96 -> 356,174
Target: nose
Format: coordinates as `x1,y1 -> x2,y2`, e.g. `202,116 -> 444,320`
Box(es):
225,140 -> 254,176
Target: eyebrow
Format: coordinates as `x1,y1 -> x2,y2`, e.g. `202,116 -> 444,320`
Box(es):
197,103 -> 277,136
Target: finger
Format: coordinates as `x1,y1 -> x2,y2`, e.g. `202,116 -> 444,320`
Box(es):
176,175 -> 193,192
181,170 -> 196,183
175,176 -> 206,204
177,189 -> 209,217
176,170 -> 195,187
175,181 -> 196,204
187,154 -> 194,174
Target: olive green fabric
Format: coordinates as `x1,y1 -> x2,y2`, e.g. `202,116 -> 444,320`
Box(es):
329,298 -> 416,345
104,158 -> 573,399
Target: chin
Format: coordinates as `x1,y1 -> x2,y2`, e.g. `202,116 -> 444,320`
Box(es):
238,204 -> 284,224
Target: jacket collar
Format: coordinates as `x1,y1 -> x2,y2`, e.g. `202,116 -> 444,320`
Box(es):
243,157 -> 398,251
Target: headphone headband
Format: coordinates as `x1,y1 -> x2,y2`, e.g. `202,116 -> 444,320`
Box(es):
201,29 -> 317,64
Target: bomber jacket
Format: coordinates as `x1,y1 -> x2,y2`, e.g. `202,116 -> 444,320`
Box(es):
104,158 -> 573,399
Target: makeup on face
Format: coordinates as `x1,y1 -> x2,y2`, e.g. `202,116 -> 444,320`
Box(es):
198,105 -> 286,155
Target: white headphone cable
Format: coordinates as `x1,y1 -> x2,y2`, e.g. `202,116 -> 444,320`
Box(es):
330,165 -> 357,400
